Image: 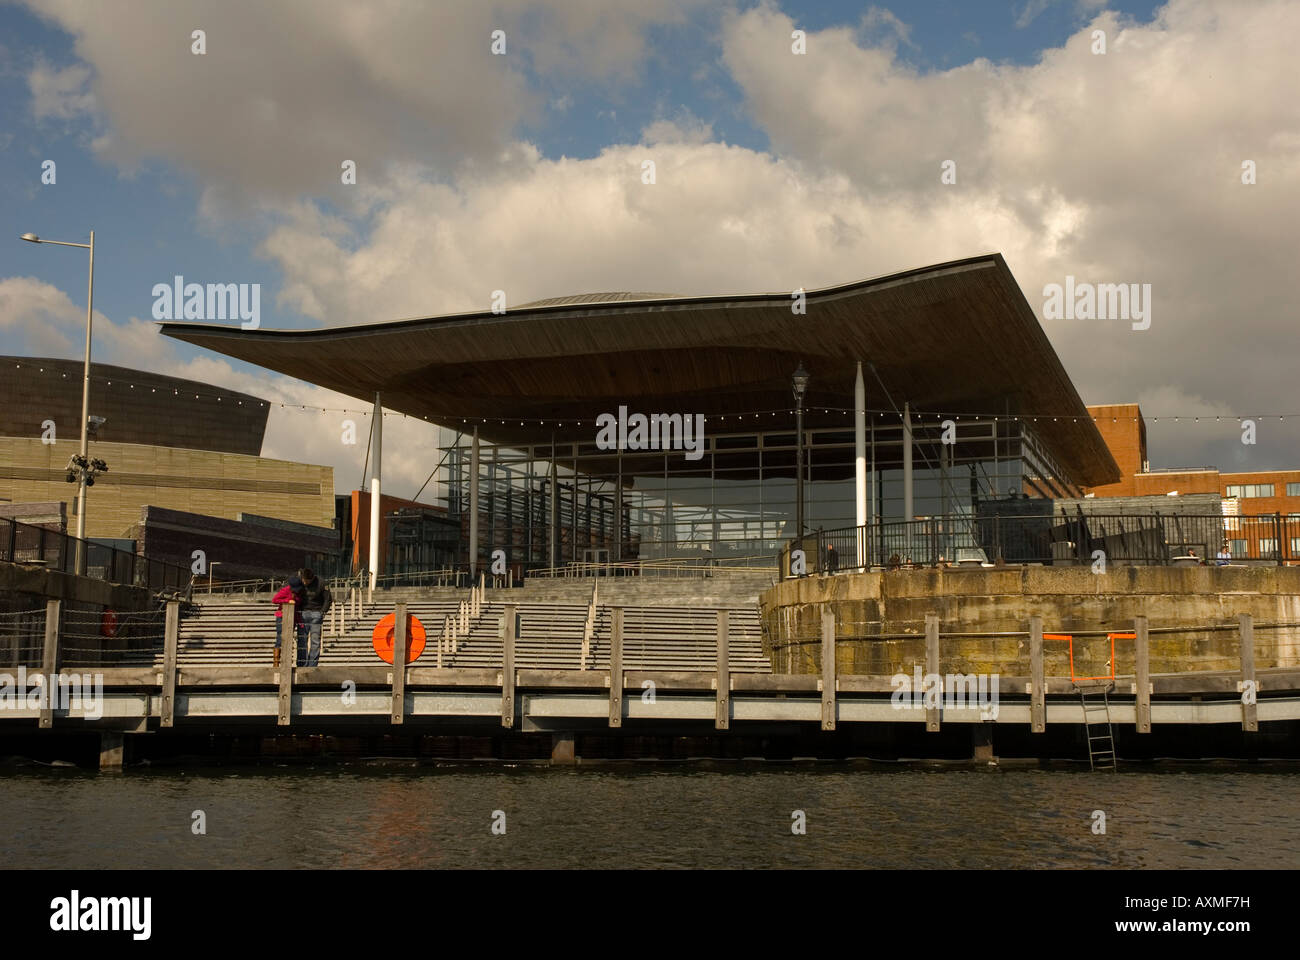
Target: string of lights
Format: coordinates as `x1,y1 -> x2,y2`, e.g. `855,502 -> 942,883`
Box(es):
8,362 -> 1295,425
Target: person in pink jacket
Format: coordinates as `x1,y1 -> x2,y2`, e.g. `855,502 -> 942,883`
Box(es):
271,575 -> 305,668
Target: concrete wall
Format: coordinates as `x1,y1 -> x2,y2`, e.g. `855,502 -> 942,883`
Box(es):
0,560 -> 155,667
761,566 -> 1300,677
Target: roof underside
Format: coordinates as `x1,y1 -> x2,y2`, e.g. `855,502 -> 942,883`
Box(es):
158,254 -> 1120,487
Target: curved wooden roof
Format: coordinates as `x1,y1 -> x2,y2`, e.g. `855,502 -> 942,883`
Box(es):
158,253 -> 1120,486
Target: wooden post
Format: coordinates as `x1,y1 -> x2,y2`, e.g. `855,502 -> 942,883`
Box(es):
277,601 -> 294,726
1239,613 -> 1258,732
99,732 -> 125,771
816,607 -> 834,730
715,610 -> 729,730
1030,616 -> 1045,733
391,601 -> 407,725
1134,615 -> 1151,734
925,613 -> 940,732
502,605 -> 517,728
608,606 -> 623,728
161,601 -> 180,728
39,599 -> 60,729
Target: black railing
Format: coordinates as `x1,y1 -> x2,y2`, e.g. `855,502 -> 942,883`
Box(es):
795,513 -> 1298,573
0,518 -> 192,594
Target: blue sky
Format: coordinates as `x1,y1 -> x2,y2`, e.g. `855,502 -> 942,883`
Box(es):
0,0 -> 1295,493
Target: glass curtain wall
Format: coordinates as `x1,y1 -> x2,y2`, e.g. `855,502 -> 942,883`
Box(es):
443,418 -> 1084,570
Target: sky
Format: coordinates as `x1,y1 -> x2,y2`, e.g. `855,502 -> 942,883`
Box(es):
1,0 -> 1297,501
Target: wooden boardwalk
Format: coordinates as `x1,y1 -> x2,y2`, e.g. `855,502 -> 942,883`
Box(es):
5,601 -> 1297,737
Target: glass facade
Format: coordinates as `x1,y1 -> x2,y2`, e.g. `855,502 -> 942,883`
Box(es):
442,417 -> 1085,570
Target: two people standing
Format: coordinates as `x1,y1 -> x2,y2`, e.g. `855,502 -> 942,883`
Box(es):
272,568 -> 333,667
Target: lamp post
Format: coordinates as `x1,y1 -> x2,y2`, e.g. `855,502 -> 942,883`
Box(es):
21,230 -> 96,575
791,361 -> 810,569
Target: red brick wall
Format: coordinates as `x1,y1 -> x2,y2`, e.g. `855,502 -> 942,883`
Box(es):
1085,404 -> 1146,496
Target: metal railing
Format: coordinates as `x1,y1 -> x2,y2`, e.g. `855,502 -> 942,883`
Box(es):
530,556 -> 779,579
794,512 -> 1299,573
0,517 -> 193,594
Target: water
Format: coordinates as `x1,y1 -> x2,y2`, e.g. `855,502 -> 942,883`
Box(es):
2,761 -> 1296,869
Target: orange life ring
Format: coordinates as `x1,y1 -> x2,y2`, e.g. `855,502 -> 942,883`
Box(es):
372,612 -> 426,664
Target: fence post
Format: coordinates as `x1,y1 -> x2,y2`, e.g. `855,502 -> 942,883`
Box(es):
39,599 -> 60,729
502,604 -> 516,729
821,607 -> 836,731
1276,513 -> 1284,567
608,606 -> 623,728
277,602 -> 294,726
1030,615 -> 1045,733
925,613 -> 940,732
1238,613 -> 1258,732
161,601 -> 180,728
1134,615 -> 1151,733
716,610 -> 730,731
391,601 -> 406,725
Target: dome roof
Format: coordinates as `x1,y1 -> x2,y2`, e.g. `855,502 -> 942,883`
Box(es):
516,292 -> 680,308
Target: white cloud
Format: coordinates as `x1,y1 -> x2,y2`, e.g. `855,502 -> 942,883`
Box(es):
27,61 -> 96,119
21,0 -> 701,212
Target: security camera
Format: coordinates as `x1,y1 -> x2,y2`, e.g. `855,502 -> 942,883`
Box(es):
65,472 -> 76,483
86,475 -> 94,487
87,415 -> 107,434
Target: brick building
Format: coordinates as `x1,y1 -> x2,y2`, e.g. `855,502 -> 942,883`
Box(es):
1085,403 -> 1300,562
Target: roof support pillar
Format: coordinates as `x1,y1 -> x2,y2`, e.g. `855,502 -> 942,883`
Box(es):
470,425 -> 480,579
855,362 -> 867,569
903,401 -> 913,524
615,449 -> 623,562
548,452 -> 558,569
368,392 -> 381,593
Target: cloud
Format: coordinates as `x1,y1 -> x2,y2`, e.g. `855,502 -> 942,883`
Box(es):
27,61 -> 96,119
641,109 -> 714,145
1015,0 -> 1055,29
859,6 -> 918,49
20,0 -> 701,212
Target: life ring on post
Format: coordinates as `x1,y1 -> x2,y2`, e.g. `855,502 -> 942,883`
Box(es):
101,609 -> 118,637
372,612 -> 427,664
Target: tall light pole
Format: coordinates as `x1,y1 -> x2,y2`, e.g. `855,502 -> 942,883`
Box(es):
791,361 -> 810,567
21,231 -> 96,575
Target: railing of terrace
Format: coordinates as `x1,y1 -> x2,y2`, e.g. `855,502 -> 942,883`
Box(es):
792,513 -> 1298,574
0,517 -> 193,595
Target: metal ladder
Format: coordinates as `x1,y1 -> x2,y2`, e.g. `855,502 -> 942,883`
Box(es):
1075,681 -> 1118,770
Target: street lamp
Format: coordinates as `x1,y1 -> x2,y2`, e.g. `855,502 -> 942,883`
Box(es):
792,361 -> 810,569
21,230 -> 96,575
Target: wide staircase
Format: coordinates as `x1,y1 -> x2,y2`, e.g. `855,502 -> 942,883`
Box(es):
167,571 -> 776,673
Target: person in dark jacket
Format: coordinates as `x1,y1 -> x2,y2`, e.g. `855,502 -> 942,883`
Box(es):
272,575 -> 305,668
296,568 -> 332,667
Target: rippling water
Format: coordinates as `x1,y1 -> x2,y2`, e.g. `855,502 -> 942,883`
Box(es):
2,762 -> 1296,869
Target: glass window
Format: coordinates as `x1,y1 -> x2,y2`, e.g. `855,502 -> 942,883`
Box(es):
1229,539 -> 1247,557
1287,482 -> 1300,497
1258,539 -> 1277,558
1291,537 -> 1300,557
1226,483 -> 1274,498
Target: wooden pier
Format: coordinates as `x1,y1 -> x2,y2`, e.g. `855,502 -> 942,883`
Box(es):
4,596 -> 1298,769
